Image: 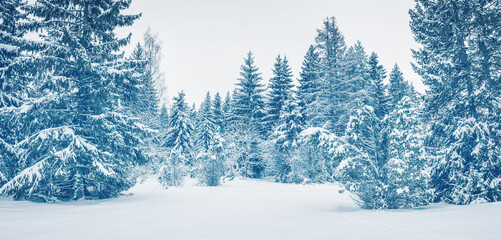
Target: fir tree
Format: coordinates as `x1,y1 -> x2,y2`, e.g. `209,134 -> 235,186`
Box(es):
231,51 -> 267,178
314,17 -> 347,133
212,92 -> 224,133
0,0 -> 146,202
297,45 -> 321,126
273,99 -> 306,183
0,0 -> 30,186
367,52 -> 390,118
388,64 -> 410,109
266,54 -> 294,132
410,0 -> 501,204
385,96 -> 430,208
196,92 -> 215,151
164,91 -> 194,164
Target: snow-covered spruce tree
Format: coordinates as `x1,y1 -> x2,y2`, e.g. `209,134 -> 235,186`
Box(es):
338,41 -> 371,121
212,92 -> 224,133
195,92 -> 225,186
266,54 -> 294,132
196,92 -> 216,152
298,127 -> 345,183
367,52 -> 390,119
338,105 -> 389,209
0,0 -> 149,202
0,0 -> 30,186
230,51 -> 267,178
385,96 -> 431,208
160,91 -> 194,187
297,45 -> 321,126
314,17 -> 347,134
388,64 -> 410,110
127,42 -> 159,122
410,0 -> 501,204
273,99 -> 307,183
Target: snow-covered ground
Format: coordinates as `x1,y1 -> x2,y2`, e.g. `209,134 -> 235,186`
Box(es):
1,179 -> 500,240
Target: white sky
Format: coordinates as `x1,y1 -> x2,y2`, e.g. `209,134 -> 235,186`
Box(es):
121,0 -> 423,105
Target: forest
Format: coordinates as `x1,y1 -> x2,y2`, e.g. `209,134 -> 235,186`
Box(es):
0,0 -> 499,212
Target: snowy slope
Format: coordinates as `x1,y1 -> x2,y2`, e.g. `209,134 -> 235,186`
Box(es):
0,179 -> 500,240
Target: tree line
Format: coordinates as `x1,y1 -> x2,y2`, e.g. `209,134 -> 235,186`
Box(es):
0,0 -> 499,208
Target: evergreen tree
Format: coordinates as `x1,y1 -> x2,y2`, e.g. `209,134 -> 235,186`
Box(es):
127,42 -> 159,122
273,99 -> 306,183
339,105 -> 389,209
266,54 -> 294,132
410,0 -> 501,204
212,92 -> 224,133
314,17 -> 347,133
231,51 -> 267,178
388,64 -> 410,109
297,45 -> 321,126
233,51 -> 267,134
196,92 -> 215,152
367,52 -> 390,118
385,96 -> 430,208
0,0 -> 148,202
164,91 -> 194,164
0,0 -> 30,186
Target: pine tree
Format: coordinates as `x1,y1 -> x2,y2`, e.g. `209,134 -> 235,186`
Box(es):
297,45 -> 321,126
314,17 -> 347,134
233,51 -> 267,133
273,99 -> 306,183
164,91 -> 194,164
0,0 -> 148,202
212,92 -> 224,133
410,0 -> 501,204
385,96 -> 430,208
127,42 -> 159,122
0,0 -> 30,186
266,54 -> 294,132
388,64 -> 410,109
367,52 -> 390,118
231,51 -> 267,178
196,92 -> 215,152
339,105 -> 389,209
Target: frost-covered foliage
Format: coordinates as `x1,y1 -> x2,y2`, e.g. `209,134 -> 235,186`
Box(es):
410,0 -> 501,204
297,127 -> 345,183
337,95 -> 430,209
273,100 -> 306,183
266,55 -> 294,132
297,45 -> 321,125
229,52 -> 267,178
385,96 -> 431,208
388,64 -> 410,109
159,91 -> 194,187
0,127 -> 133,202
0,0 -> 149,202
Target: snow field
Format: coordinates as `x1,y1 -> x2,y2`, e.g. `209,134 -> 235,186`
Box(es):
0,179 -> 500,240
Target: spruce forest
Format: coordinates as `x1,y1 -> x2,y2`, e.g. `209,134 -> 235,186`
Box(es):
0,0 -> 500,238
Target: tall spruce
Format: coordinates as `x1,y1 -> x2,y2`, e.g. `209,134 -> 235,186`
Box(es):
0,0 -> 146,202
410,0 -> 501,204
231,51 -> 267,178
388,64 -> 410,109
0,0 -> 31,187
273,99 -> 307,183
164,91 -> 194,165
266,55 -> 294,132
297,45 -> 321,126
314,17 -> 347,133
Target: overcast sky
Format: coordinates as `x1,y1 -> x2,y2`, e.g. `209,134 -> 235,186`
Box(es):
121,0 -> 423,105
